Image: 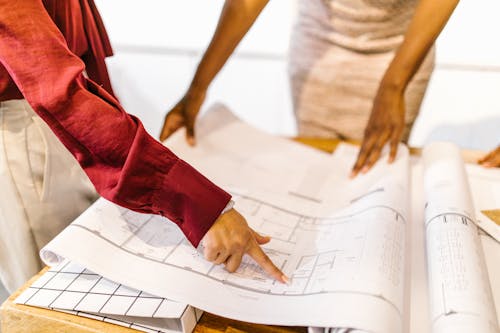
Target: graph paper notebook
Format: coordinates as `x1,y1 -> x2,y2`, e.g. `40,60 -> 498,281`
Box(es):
14,261 -> 202,333
39,105 -> 500,333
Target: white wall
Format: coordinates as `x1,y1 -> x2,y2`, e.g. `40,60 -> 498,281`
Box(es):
95,0 -> 499,151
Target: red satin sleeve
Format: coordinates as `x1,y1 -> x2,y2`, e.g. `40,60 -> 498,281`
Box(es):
0,0 -> 231,246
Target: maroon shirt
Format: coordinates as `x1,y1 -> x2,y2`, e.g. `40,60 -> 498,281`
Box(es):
0,0 -> 231,246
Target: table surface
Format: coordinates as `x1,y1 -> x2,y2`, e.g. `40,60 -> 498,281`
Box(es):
0,139 -> 487,333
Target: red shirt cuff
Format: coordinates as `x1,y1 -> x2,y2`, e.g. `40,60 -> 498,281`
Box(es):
152,159 -> 232,247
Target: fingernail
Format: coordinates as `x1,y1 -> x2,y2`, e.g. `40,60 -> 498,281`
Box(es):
281,275 -> 291,285
362,166 -> 369,173
187,137 -> 195,146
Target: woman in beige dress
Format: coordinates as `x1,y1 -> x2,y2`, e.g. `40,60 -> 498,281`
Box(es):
160,0 -> 460,174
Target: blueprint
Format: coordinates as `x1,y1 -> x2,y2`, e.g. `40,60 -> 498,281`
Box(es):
41,104 -> 411,333
314,142 -> 500,333
37,105 -> 500,333
310,144 -> 500,333
422,143 -> 499,333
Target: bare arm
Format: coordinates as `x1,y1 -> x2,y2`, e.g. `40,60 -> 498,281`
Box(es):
351,0 -> 460,177
160,0 -> 269,143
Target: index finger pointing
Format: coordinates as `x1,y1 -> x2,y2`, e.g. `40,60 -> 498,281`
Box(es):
247,242 -> 287,284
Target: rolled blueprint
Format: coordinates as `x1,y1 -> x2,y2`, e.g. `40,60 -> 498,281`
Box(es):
423,142 -> 499,333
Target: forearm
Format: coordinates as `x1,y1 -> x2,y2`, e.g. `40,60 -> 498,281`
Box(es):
381,0 -> 459,91
189,0 -> 269,92
0,0 -> 231,246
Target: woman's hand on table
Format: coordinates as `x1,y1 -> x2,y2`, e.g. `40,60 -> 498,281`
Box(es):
159,89 -> 206,145
351,86 -> 406,178
349,0 -> 459,178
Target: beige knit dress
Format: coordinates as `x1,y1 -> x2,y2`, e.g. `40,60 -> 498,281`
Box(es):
289,0 -> 435,142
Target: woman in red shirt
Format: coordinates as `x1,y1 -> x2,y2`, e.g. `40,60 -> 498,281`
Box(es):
0,0 -> 285,292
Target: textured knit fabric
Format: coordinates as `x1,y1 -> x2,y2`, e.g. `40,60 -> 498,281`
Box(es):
289,0 -> 435,141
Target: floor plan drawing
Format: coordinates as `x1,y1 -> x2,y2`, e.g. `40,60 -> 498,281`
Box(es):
69,195 -> 405,302
40,105 -> 410,332
39,105 -> 499,333
423,143 -> 498,333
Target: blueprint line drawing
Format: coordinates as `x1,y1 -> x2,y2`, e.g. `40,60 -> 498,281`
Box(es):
38,105 -> 499,333
423,143 -> 499,333
68,195 -> 405,303
40,105 -> 412,332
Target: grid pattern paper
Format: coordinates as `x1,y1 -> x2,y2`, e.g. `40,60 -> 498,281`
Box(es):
13,260 -> 204,332
14,260 -> 187,318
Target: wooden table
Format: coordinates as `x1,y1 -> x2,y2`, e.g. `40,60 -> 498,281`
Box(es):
0,138 -> 488,333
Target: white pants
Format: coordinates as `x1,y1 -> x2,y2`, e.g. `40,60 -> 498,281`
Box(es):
0,99 -> 97,292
